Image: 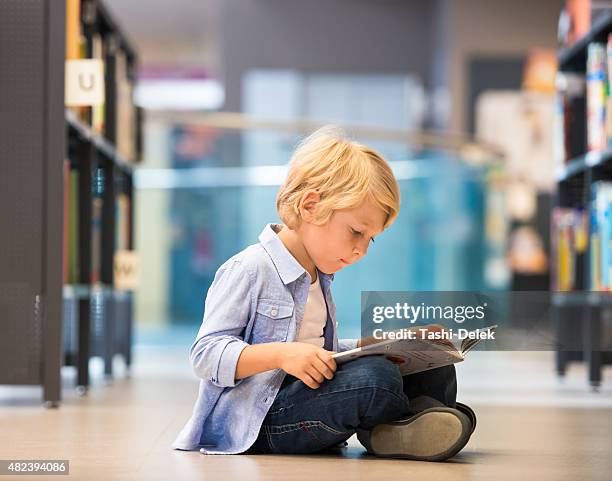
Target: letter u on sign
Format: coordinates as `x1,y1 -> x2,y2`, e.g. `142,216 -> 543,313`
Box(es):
65,59 -> 105,106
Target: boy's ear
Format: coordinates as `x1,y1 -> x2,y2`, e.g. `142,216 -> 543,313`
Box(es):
299,190 -> 320,223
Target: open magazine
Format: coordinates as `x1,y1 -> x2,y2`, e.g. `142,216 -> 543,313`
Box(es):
333,325 -> 497,375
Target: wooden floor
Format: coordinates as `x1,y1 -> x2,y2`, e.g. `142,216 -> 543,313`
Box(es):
1,348 -> 611,481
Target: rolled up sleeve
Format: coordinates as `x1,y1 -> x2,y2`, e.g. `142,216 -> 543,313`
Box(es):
214,338 -> 249,387
189,259 -> 254,388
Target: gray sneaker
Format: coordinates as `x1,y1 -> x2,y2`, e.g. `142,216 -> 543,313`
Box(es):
409,396 -> 477,435
357,407 -> 472,462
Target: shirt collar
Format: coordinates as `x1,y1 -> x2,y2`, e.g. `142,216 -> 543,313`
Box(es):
258,223 -> 335,286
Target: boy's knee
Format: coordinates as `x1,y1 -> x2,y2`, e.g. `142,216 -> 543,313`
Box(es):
354,358 -> 410,427
344,356 -> 404,394
327,357 -> 410,430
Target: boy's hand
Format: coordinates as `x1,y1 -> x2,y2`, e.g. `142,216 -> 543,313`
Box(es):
277,342 -> 337,389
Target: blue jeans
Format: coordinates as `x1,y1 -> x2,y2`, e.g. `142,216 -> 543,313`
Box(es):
246,356 -> 457,454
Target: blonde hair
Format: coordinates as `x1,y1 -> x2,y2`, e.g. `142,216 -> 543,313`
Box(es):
276,126 -> 400,230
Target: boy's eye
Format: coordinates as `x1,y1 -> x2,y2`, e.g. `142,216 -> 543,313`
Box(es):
351,227 -> 375,244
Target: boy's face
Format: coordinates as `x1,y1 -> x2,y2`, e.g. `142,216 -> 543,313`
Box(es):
300,196 -> 387,274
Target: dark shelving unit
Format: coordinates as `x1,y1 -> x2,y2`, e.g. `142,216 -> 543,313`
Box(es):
555,150 -> 612,182
64,112 -> 136,390
0,0 -> 66,406
559,11 -> 612,72
554,11 -> 612,389
0,0 -> 140,405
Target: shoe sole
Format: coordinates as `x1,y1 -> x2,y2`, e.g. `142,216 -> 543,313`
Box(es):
455,402 -> 476,434
369,408 -> 471,462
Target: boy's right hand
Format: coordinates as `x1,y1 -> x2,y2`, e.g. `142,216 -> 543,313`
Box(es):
277,342 -> 337,389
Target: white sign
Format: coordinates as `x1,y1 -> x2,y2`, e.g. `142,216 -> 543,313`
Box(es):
65,59 -> 105,106
114,250 -> 139,290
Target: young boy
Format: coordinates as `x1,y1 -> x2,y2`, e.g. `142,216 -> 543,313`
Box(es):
173,127 -> 475,461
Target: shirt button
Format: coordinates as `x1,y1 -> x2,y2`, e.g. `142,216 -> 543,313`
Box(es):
263,397 -> 269,402
270,309 -> 278,317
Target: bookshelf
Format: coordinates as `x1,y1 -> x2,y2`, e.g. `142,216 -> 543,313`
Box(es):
63,0 -> 141,393
553,9 -> 612,389
555,150 -> 612,181
0,0 -> 140,405
559,10 -> 612,72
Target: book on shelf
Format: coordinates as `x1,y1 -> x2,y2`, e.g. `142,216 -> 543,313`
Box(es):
91,31 -> 106,135
63,160 -> 70,283
90,167 -> 104,285
591,181 -> 612,290
587,43 -> 608,152
551,187 -> 612,292
115,192 -> 130,251
554,72 -> 586,167
68,166 -> 80,284
114,175 -> 134,289
606,36 -> 612,147
65,0 -> 81,61
555,34 -> 612,168
115,48 -> 137,163
551,207 -> 588,291
66,0 -> 87,123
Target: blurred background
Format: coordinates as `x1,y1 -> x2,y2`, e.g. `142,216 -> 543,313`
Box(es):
3,1 -> 612,479
118,0 -> 562,345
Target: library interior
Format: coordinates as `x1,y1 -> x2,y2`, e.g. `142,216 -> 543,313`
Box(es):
1,0 -> 612,480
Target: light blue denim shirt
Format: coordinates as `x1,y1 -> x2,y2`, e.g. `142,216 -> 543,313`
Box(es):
172,223 -> 358,453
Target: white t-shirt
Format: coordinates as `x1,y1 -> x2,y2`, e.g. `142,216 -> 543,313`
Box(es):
296,274 -> 327,347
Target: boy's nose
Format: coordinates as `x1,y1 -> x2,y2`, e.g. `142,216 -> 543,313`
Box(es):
352,243 -> 369,259
361,237 -> 372,254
